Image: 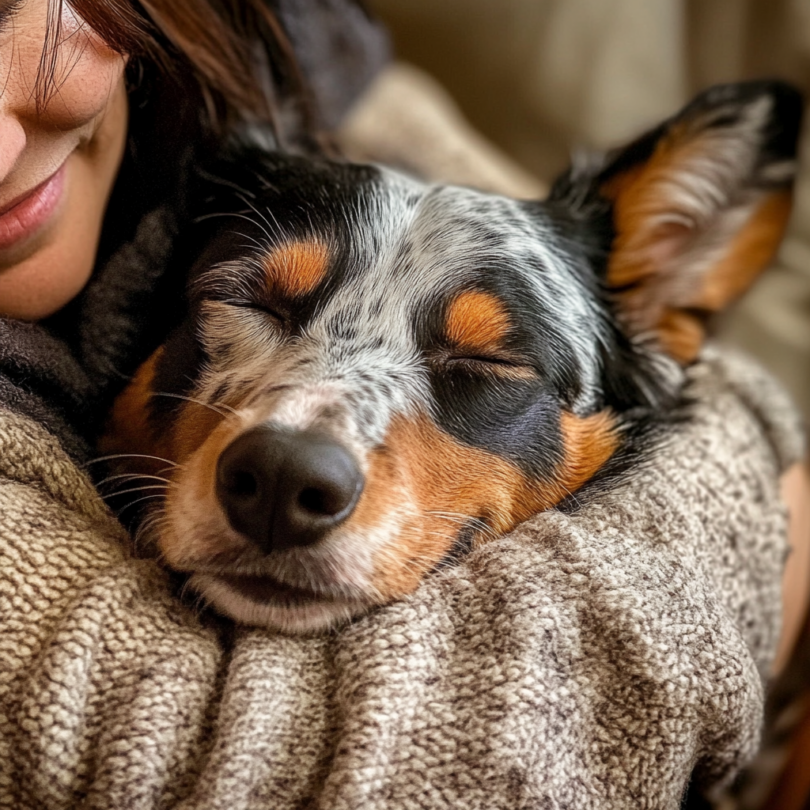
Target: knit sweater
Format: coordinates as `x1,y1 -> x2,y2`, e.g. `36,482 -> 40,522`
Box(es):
0,347 -> 802,809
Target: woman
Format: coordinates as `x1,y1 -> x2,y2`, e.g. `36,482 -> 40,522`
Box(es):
0,0 -> 387,458
0,2 -> 805,807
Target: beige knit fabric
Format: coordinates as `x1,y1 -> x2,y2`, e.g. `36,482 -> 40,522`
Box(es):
337,63 -> 546,199
0,347 -> 802,809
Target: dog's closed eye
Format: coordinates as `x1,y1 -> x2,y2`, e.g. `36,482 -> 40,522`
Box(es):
442,355 -> 538,380
225,300 -> 288,327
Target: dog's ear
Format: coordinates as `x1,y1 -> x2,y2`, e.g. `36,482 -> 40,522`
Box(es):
553,81 -> 802,363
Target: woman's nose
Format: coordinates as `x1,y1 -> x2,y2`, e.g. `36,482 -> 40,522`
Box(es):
0,113 -> 26,185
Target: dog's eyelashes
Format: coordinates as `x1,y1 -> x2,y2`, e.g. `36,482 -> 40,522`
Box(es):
226,301 -> 287,327
450,355 -> 518,367
444,355 -> 538,380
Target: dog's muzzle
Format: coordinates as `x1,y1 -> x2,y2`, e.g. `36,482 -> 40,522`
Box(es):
216,425 -> 364,552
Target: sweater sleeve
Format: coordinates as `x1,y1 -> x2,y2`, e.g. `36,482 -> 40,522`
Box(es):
0,349 -> 801,810
0,408 -> 224,808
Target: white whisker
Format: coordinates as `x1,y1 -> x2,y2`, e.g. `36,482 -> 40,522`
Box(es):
84,453 -> 178,468
151,391 -> 231,417
101,484 -> 169,501
96,472 -> 172,489
117,493 -> 167,513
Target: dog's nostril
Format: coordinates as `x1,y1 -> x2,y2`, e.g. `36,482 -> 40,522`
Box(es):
227,470 -> 258,499
216,425 -> 364,553
298,487 -> 331,515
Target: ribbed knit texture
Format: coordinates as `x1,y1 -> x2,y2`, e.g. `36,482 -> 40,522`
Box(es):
0,348 -> 803,809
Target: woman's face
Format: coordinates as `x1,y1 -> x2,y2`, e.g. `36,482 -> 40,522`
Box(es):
0,0 -> 128,319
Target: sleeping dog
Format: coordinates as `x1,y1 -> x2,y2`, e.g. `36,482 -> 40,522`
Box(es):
103,81 -> 801,632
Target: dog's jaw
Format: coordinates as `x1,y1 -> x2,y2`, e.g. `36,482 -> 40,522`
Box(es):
189,573 -> 376,633
150,351 -> 618,631
162,485 -> 419,633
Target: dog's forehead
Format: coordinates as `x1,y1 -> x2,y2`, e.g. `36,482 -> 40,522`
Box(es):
341,168 -> 558,294
302,169 -> 605,393
196,160 -> 608,412
292,167 -> 586,335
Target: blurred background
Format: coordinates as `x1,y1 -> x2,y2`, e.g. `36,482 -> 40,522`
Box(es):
363,0 -> 810,419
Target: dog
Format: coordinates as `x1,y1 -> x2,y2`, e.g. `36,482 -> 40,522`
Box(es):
101,80 -> 801,633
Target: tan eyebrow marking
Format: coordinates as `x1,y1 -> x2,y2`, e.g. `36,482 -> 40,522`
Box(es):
445,291 -> 512,349
262,240 -> 330,297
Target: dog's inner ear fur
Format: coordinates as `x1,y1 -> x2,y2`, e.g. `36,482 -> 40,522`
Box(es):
595,83 -> 800,363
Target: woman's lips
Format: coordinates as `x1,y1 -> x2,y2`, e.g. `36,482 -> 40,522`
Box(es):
0,164 -> 66,251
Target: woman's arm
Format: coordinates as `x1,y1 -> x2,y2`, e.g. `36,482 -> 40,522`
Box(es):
0,348 -> 798,809
0,406 -> 223,807
775,461 -> 810,674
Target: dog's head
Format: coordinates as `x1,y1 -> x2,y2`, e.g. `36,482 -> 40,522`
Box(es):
104,81 -> 801,631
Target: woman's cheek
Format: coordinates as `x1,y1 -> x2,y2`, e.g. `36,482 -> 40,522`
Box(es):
34,8 -> 127,130
0,79 -> 129,320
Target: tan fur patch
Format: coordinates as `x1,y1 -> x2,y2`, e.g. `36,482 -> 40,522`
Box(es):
697,189 -> 792,310
102,347 -> 236,473
364,413 -> 523,597
169,403 -> 228,466
160,416 -> 251,567
556,411 -> 622,497
658,189 -> 793,363
158,391 -> 244,566
263,240 -> 330,298
445,291 -> 512,350
601,130 -> 705,292
99,348 -> 169,476
101,344 -> 241,547
602,130 -> 793,362
355,409 -> 619,600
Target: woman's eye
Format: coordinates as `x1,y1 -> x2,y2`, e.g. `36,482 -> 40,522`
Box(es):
0,0 -> 24,34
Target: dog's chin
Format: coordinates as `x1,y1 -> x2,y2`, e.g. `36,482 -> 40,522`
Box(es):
189,572 -> 374,633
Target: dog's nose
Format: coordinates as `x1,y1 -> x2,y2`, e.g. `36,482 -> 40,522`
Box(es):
216,426 -> 364,552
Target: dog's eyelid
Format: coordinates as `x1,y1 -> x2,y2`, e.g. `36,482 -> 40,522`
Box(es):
441,353 -> 539,380
451,354 -> 517,366
224,300 -> 287,325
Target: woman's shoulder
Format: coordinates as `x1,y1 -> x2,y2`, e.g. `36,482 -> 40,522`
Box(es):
0,319 -> 95,462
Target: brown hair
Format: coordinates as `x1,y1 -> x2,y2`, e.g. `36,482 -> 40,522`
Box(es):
46,0 -> 312,137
